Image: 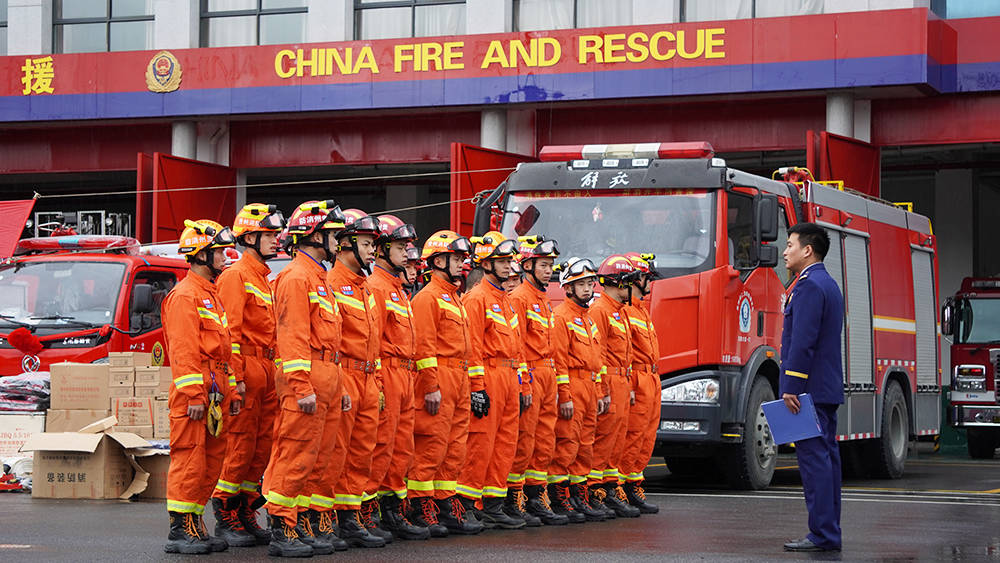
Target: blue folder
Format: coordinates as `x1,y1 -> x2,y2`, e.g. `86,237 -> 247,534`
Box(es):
761,393 -> 823,445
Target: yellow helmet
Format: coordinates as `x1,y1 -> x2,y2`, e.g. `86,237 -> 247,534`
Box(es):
470,231 -> 517,264
232,203 -> 285,238
421,230 -> 472,261
178,219 -> 235,258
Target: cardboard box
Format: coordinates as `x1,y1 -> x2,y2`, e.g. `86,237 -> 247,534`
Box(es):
152,398 -> 170,439
20,421 -> 151,499
112,397 -> 154,427
133,382 -> 160,398
45,409 -> 111,433
108,386 -> 132,410
109,367 -> 135,387
135,366 -> 170,387
136,451 -> 170,499
49,363 -> 111,410
0,413 -> 46,458
115,425 -> 153,439
108,352 -> 152,368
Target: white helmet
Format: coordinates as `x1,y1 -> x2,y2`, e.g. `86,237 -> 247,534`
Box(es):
556,257 -> 598,287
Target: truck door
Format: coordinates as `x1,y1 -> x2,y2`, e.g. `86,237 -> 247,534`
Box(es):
121,269 -> 178,364
135,153 -> 238,243
449,143 -> 536,237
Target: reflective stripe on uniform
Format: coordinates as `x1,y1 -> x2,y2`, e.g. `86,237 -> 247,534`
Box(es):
482,486 -> 507,497
629,317 -> 648,330
231,342 -> 241,354
566,322 -> 588,338
608,316 -> 627,334
244,282 -> 274,304
174,373 -> 203,389
555,374 -> 570,385
282,359 -> 311,373
485,309 -> 507,326
228,375 -> 237,387
386,300 -> 410,317
196,306 -> 227,328
569,475 -> 588,484
524,469 -> 548,481
509,314 -> 520,329
507,473 -> 525,484
264,491 -> 297,508
310,494 -> 335,509
308,291 -> 335,314
546,474 -> 568,484
525,309 -> 549,327
433,480 -> 457,492
407,479 -> 434,492
416,357 -> 437,370
437,298 -> 461,317
455,484 -> 482,498
334,493 -> 363,507
215,479 -> 240,494
334,291 -> 366,312
468,365 -> 485,377
240,481 -> 258,492
167,499 -> 201,513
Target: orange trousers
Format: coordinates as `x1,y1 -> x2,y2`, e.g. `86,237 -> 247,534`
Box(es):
213,355 -> 278,501
407,365 -> 470,500
592,373 -> 631,485
366,362 -> 416,499
331,367 -> 380,510
166,405 -> 229,514
619,369 -> 660,483
458,365 -> 519,502
549,373 -> 596,485
261,359 -> 340,526
510,366 -> 557,488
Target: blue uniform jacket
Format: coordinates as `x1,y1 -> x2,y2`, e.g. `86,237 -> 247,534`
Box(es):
780,262 -> 845,405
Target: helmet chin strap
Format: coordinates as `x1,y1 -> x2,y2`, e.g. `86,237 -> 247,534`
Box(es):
481,261 -> 504,286
342,236 -> 371,275
431,254 -> 462,284
524,259 -> 546,290
192,248 -> 225,280
242,233 -> 277,261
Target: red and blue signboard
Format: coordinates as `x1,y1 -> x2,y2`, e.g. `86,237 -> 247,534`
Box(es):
0,8 -> 995,122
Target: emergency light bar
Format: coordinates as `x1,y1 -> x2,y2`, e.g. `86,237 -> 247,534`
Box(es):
971,280 -> 1000,289
539,141 -> 715,162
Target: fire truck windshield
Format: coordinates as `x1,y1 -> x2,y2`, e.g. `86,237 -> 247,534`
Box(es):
501,189 -> 716,278
0,261 -> 126,330
955,297 -> 1000,344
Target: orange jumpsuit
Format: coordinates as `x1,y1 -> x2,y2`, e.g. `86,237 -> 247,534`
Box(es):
590,293 -> 632,486
508,282 -> 563,490
213,253 -> 279,503
163,271 -> 236,516
457,279 -> 528,503
327,260 -> 382,511
408,273 -> 475,500
261,252 -> 343,526
548,299 -> 603,486
620,300 -> 660,485
366,265 -> 417,500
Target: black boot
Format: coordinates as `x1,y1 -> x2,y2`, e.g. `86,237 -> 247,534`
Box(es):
524,484 -> 569,526
197,514 -> 229,551
360,498 -> 394,544
337,509 -> 387,548
546,483 -> 585,524
458,495 -> 486,527
435,496 -> 484,535
569,484 -> 606,522
588,485 -> 616,520
504,489 -> 541,527
267,513 -> 313,558
211,497 -> 257,547
603,483 -> 641,518
480,496 -> 526,529
409,497 -> 449,538
164,511 -> 211,554
379,496 -> 430,540
309,509 -> 348,551
296,510 -> 334,555
624,481 -> 660,514
235,494 -> 271,545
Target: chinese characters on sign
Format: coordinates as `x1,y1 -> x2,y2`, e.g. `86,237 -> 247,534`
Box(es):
21,57 -> 55,95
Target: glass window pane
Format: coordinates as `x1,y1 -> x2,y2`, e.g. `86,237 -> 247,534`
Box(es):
58,22 -> 108,53
58,0 -> 108,19
111,20 -> 153,51
260,12 -> 305,45
207,0 -> 256,12
205,14 -> 256,47
517,0 -> 572,32
576,0 -> 631,28
942,0 -> 1000,18
755,0 -> 822,18
1,0 -> 7,24
684,0 -> 750,22
113,0 -> 153,17
262,0 -> 307,9
415,4 -> 465,37
0,28 -> 7,56
359,6 -> 410,40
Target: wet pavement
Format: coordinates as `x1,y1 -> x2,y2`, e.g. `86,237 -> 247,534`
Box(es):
3,447 -> 1000,562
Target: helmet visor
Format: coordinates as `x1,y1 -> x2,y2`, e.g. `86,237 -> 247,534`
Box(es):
392,223 -> 418,241
533,239 -> 559,257
259,210 -> 285,231
405,245 -> 421,261
449,237 -> 472,254
352,215 -> 381,234
212,227 -> 236,247
568,258 -> 597,277
493,239 -> 518,257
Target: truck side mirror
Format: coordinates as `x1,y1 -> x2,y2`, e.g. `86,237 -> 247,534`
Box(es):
472,183 -> 507,236
755,194 -> 779,243
758,244 -> 779,268
941,298 -> 954,337
132,283 -> 154,314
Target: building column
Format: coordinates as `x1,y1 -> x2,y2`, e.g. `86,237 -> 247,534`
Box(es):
153,0 -> 198,49
8,0 -> 52,56
825,92 -> 854,138
480,109 -> 507,152
853,99 -> 872,143
308,0 -> 353,42
171,121 -> 197,159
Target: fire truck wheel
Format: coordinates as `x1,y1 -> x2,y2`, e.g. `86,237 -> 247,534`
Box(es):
723,377 -> 777,490
871,381 -> 908,479
966,428 -> 998,459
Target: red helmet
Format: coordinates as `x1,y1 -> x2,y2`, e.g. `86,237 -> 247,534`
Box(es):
624,252 -> 657,274
286,200 -> 345,244
405,242 -> 422,264
337,208 -> 381,240
598,254 -> 638,287
376,214 -> 417,244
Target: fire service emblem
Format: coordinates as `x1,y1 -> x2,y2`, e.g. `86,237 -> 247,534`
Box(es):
146,50 -> 182,93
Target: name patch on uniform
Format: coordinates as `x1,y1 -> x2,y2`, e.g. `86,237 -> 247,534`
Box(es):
612,312 -> 620,320
533,304 -> 541,312
574,317 -> 583,325
391,292 -> 400,302
341,286 -> 354,296
317,285 -> 327,296
203,299 -> 213,309
442,294 -> 452,302
492,304 -> 502,312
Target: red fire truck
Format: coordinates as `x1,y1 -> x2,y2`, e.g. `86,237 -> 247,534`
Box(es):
942,278 -> 1000,458
467,141 -> 940,489
0,236 -> 189,375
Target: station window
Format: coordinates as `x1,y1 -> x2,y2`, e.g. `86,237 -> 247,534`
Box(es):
515,0 -> 632,31
931,0 -> 1000,18
53,0 -> 155,54
681,0 -> 822,22
201,0 -> 307,48
355,0 -> 466,40
1,0 -> 7,56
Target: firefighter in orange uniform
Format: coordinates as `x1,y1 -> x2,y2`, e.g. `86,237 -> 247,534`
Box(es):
262,200 -> 347,558
590,255 -> 642,519
547,257 -> 601,523
364,214 -> 430,541
407,230 -> 481,536
210,204 -> 285,548
456,231 -> 529,529
163,219 -> 239,555
401,242 -> 423,296
506,237 -> 568,526
619,252 -> 661,514
326,209 -> 386,548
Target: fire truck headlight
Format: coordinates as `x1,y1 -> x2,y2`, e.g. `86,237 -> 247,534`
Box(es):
661,378 -> 719,404
954,365 -> 987,392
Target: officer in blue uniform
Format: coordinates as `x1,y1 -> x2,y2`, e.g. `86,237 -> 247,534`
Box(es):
779,222 -> 844,553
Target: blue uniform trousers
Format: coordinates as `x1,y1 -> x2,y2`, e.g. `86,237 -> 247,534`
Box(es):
795,403 -> 842,549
